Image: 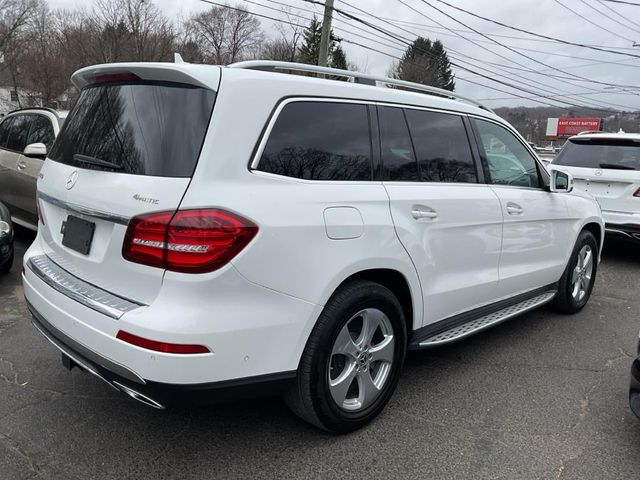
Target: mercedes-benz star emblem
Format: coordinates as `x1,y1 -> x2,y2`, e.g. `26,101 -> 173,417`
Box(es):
594,170 -> 603,177
65,170 -> 79,190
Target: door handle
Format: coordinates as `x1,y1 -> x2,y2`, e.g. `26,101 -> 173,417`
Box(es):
506,202 -> 524,215
411,207 -> 438,220
16,161 -> 26,170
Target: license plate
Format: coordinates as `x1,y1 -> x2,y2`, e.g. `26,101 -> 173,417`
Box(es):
62,215 -> 95,255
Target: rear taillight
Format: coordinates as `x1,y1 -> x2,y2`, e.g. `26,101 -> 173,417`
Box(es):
634,187 -> 640,198
116,330 -> 210,354
122,209 -> 258,273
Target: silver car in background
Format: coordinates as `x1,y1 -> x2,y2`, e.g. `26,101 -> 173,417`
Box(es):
0,108 -> 66,229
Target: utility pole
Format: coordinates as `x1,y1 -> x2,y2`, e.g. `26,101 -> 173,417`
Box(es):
318,0 -> 334,67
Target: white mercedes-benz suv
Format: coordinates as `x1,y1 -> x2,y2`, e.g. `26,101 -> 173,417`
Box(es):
22,60 -> 603,432
551,131 -> 640,241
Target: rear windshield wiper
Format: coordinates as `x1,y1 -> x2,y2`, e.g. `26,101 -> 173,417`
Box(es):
73,154 -> 122,171
599,163 -> 636,170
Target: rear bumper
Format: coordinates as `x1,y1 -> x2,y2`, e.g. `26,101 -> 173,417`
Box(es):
28,300 -> 295,408
630,357 -> 640,418
22,239 -> 321,387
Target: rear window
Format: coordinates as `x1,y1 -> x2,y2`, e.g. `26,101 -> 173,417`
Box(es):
257,101 -> 372,181
554,139 -> 640,171
49,82 -> 216,177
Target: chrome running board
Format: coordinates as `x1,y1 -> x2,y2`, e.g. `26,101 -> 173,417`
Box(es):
417,291 -> 556,348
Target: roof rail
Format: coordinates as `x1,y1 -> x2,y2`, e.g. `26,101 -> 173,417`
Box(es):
228,60 -> 493,113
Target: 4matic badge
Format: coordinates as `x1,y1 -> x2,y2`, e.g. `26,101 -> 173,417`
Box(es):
133,194 -> 159,205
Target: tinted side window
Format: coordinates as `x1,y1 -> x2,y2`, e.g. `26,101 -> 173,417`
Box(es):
379,106 -> 418,181
28,115 -> 55,150
474,119 -> 541,188
6,114 -> 32,152
258,102 -> 372,181
0,117 -> 13,147
405,109 -> 477,183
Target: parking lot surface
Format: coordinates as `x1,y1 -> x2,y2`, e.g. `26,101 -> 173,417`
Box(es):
1,229 -> 640,479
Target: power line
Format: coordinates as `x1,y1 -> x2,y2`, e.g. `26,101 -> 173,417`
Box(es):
372,14 -> 640,66
552,0 -> 636,43
312,0 -> 638,108
420,0 -> 640,90
338,0 -> 639,107
340,36 -> 624,111
430,0 -> 640,58
397,0 -> 621,96
291,0 -> 639,107
328,4 -> 632,110
198,0 -> 630,111
600,0 -> 640,5
590,0 -> 640,34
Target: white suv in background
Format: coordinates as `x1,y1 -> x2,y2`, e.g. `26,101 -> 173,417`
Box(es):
22,60 -> 603,432
552,132 -> 640,241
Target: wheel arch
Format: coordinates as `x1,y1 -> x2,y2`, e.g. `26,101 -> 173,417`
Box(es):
331,268 -> 418,335
582,221 -> 603,254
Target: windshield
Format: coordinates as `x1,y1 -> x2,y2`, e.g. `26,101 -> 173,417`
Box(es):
49,82 -> 216,177
553,138 -> 640,171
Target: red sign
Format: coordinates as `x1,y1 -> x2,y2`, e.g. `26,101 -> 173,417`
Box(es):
556,117 -> 601,137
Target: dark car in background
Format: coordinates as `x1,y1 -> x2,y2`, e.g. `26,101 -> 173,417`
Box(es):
0,108 -> 66,230
630,336 -> 640,419
0,201 -> 13,273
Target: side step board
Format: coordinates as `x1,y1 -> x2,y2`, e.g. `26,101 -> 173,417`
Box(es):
414,291 -> 557,348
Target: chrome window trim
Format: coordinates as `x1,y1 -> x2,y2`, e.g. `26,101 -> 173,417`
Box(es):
27,254 -> 144,319
38,191 -> 130,225
250,96 -> 481,182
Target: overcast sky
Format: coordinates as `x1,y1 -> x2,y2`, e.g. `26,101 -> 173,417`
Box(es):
50,0 -> 640,111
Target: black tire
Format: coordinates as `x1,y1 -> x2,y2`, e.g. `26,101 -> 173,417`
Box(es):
284,280 -> 407,433
553,230 -> 598,314
0,249 -> 13,274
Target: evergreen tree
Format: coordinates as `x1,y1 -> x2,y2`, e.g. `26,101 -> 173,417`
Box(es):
394,37 -> 455,91
298,16 -> 348,68
330,45 -> 347,70
298,16 -> 322,65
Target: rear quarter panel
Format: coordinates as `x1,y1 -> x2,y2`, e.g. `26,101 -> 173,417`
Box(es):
177,69 -> 424,332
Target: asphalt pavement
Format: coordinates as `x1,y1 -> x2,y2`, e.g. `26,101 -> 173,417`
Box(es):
1,228 -> 640,480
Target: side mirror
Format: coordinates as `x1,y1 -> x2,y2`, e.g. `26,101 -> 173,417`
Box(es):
23,143 -> 47,159
550,169 -> 573,193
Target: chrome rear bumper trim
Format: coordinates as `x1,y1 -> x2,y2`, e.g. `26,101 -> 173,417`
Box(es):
38,191 -> 130,226
27,254 -> 143,319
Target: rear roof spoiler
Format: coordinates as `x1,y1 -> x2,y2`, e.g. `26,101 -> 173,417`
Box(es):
71,63 -> 218,90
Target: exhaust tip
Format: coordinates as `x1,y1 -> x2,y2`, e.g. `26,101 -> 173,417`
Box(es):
112,381 -> 165,410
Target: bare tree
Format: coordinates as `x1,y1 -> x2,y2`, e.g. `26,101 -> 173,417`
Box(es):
0,0 -> 38,55
261,38 -> 296,62
88,0 -> 176,62
261,8 -> 303,62
185,3 -> 263,64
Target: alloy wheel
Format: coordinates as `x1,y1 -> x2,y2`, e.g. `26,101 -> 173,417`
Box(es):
328,308 -> 395,412
571,245 -> 594,302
